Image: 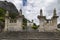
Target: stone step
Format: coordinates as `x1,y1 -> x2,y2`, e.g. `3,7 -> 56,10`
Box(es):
0,38 -> 60,40
0,32 -> 60,40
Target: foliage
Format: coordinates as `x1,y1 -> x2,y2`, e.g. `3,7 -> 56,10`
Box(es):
23,17 -> 27,26
0,7 -> 18,21
0,7 -> 18,31
22,25 -> 26,30
0,8 -> 6,22
22,17 -> 27,29
32,23 -> 38,30
32,26 -> 37,30
56,29 -> 60,32
0,8 -> 6,30
57,24 -> 60,28
9,13 -> 18,19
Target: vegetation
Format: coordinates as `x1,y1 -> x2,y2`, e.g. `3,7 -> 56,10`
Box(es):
9,13 -> 18,19
0,7 -> 18,22
0,8 -> 6,31
57,24 -> 60,28
0,8 -> 6,22
32,23 -> 38,30
22,17 -> 27,30
0,7 -> 18,31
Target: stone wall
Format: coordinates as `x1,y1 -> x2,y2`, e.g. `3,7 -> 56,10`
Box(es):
0,32 -> 60,40
4,18 -> 23,31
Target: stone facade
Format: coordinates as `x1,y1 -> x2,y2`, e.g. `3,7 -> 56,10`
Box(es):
38,8 -> 59,32
4,8 -> 59,32
38,9 -> 46,32
4,9 -> 24,31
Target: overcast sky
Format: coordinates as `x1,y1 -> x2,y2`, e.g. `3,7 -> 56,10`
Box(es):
1,0 -> 60,25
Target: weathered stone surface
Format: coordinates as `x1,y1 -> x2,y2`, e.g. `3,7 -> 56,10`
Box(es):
0,32 -> 60,40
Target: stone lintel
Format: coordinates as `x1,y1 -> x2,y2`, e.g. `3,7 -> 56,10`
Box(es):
51,16 -> 59,19
45,19 -> 51,23
16,15 -> 24,18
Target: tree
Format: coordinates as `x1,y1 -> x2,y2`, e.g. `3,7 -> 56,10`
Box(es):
0,8 -> 6,32
57,24 -> 60,28
9,13 -> 18,19
22,17 -> 27,29
0,8 -> 6,22
0,7 -> 18,32
32,23 -> 38,30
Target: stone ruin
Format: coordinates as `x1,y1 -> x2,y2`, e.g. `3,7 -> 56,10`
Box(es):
2,8 -> 60,32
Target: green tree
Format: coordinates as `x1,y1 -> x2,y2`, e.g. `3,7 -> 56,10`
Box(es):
9,13 -> 18,19
0,8 -> 6,31
0,8 -> 6,22
57,24 -> 60,28
22,17 -> 27,29
32,23 -> 38,30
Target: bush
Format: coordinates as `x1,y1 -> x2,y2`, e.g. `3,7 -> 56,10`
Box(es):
32,26 -> 38,30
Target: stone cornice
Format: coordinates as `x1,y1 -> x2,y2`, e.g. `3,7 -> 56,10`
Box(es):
16,15 -> 24,18
37,15 -> 46,19
51,16 -> 59,19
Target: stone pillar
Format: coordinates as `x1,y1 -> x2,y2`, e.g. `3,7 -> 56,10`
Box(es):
51,8 -> 59,31
17,18 -> 23,31
16,9 -> 24,31
38,9 -> 46,32
4,11 -> 9,31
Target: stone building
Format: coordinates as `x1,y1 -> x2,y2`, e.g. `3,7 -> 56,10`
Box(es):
38,8 -> 59,32
4,9 -> 24,31
4,8 -> 59,32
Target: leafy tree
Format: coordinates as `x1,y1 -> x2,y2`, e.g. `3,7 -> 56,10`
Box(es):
9,13 -> 18,19
32,23 -> 38,30
22,17 -> 27,29
0,8 -> 6,22
0,8 -> 6,31
0,7 -> 19,32
57,24 -> 60,28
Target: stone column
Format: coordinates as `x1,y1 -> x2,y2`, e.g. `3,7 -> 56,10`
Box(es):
51,8 -> 59,31
38,9 -> 46,32
16,9 -> 24,31
4,11 -> 9,31
17,18 -> 23,31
